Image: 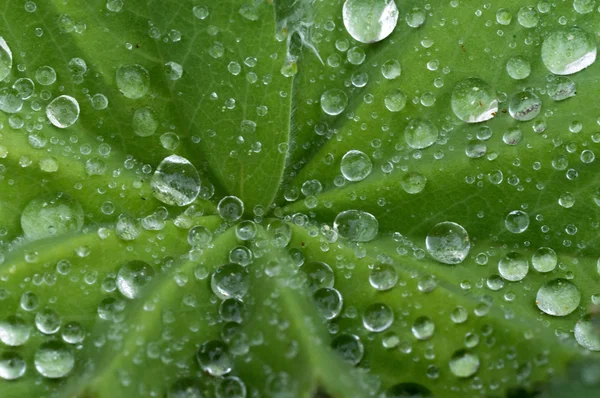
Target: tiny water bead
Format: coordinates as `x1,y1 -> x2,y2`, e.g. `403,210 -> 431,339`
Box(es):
196,340 -> 232,376
498,252 -> 529,281
218,196 -> 244,222
0,352 -> 26,380
331,334 -> 364,365
301,261 -> 335,292
342,0 -> 399,44
404,118 -> 438,149
536,279 -> 581,316
401,171 -> 427,194
341,150 -> 373,182
575,314 -> 600,351
369,263 -> 398,291
320,88 -> 348,116
34,341 -> 75,378
334,210 -> 378,242
116,64 -> 150,99
46,95 -> 80,128
449,349 -> 480,378
411,316 -> 435,340
363,303 -> 394,332
541,27 -> 597,75
0,315 -> 31,346
21,192 -> 84,240
313,287 -> 343,320
451,78 -> 498,123
425,222 -> 470,265
509,91 -> 542,121
531,247 -> 557,272
505,210 -> 529,233
506,56 -> 531,80
211,263 -> 249,300
151,155 -> 201,207
0,36 -> 12,81
117,260 -> 155,299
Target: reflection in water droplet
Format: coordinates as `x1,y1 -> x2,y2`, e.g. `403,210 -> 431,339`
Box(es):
531,247 -> 557,272
211,263 -> 249,300
498,252 -> 529,281
536,278 -> 581,316
404,118 -> 438,149
546,75 -> 576,101
320,89 -> 348,115
116,64 -> 150,99
151,155 -> 201,206
313,287 -> 343,320
301,261 -> 335,292
363,302 -> 394,332
451,78 -> 498,123
342,0 -> 399,43
412,316 -> 435,340
46,95 -> 80,128
0,36 -> 12,81
117,260 -> 155,299
331,334 -> 364,366
541,27 -> 596,75
196,340 -> 232,376
0,352 -> 26,380
218,196 -> 244,222
509,91 -> 542,121
369,263 -> 398,291
34,341 -> 74,378
381,59 -> 401,79
449,349 -> 480,378
341,150 -> 372,182
426,222 -> 470,265
334,210 -> 378,242
505,210 -> 529,233
21,193 -> 84,240
575,314 -> 600,351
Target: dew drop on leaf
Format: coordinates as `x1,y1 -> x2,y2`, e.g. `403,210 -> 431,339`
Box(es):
541,27 -> 597,75
217,196 -> 244,222
133,107 -> 158,137
21,192 -> 84,240
151,155 -> 201,206
0,352 -> 26,380
401,171 -> 427,194
574,314 -> 600,351
449,349 -> 480,378
504,210 -> 529,233
34,341 -> 74,378
334,210 -> 378,242
412,316 -> 435,340
196,340 -> 232,376
0,315 -> 31,346
46,95 -> 80,128
320,88 -> 348,116
211,263 -> 249,300
301,261 -> 335,292
331,334 -> 364,366
362,302 -> 394,332
216,376 -> 247,398
116,64 -> 150,99
369,263 -> 398,291
498,252 -> 529,281
342,0 -> 399,44
506,56 -> 531,80
341,150 -> 372,182
536,278 -> 581,316
117,260 -> 155,299
404,118 -> 438,149
531,247 -> 557,272
313,287 -> 343,320
425,221 -> 470,265
451,78 -> 498,123
508,91 -> 542,121
0,36 -> 12,81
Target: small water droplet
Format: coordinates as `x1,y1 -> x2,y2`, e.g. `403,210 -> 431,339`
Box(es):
425,222 -> 470,265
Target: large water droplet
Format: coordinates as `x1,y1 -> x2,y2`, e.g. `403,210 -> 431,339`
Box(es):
331,334 -> 364,365
301,261 -> 335,292
216,376 -> 247,398
0,315 -> 31,346
196,340 -> 232,376
425,221 -> 470,265
506,56 -> 531,80
46,95 -> 80,128
320,89 -> 348,115
411,316 -> 435,340
362,302 -> 394,332
342,0 -> 399,43
117,260 -> 155,299
34,341 -> 74,378
449,349 -> 479,378
21,193 -> 84,240
217,196 -> 244,222
313,287 -> 343,320
498,252 -> 529,281
116,64 -> 150,99
404,118 -> 438,149
531,247 -> 557,272
369,263 -> 398,291
536,278 -> 581,316
508,91 -> 542,121
334,210 -> 378,242
541,27 -> 596,75
0,37 -> 12,81
546,75 -> 576,101
505,210 -> 529,233
575,314 -> 600,351
341,150 -> 372,182
151,155 -> 201,206
451,78 -> 498,123
0,352 -> 26,380
211,263 -> 249,300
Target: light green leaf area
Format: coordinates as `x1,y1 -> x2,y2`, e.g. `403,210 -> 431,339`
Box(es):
0,0 -> 599,397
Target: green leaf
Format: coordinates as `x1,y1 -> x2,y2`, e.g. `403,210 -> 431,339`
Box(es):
1,0 -> 599,397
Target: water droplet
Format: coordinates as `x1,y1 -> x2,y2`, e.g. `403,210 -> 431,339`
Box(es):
404,118 -> 438,149
188,225 -> 213,248
509,91 -> 541,121
0,316 -> 31,346
0,352 -> 26,380
574,0 -> 596,13
451,78 -> 498,123
35,66 -> 56,85
536,278 -> 581,316
425,221 -> 470,265
546,75 -> 576,101
196,340 -> 232,376
320,89 -> 348,116
34,341 -> 74,378
406,7 -> 426,28
13,78 -> 35,99
531,247 -> 557,272
342,0 -> 399,43
401,171 -> 427,194
496,8 -> 512,25
168,378 -> 202,398
517,6 -> 539,28
362,302 -> 394,332
151,155 -> 201,206
46,95 -> 80,128
575,314 -> 600,351
451,306 -> 468,323
341,150 -> 372,182
542,27 -> 596,75
61,322 -> 85,344
334,210 -> 378,242
313,287 -> 343,320
216,376 -> 247,398
506,56 -> 531,80
133,107 -> 158,137
381,59 -> 401,79
117,260 -> 155,299
0,37 -> 12,81
211,263 -> 249,300
116,64 -> 150,99
498,252 -> 529,281
449,349 -> 480,378
505,210 -> 529,233
21,193 -> 84,240
331,334 -> 364,365
465,140 -> 487,158
218,196 -> 244,222
164,61 -> 183,80
301,261 -> 334,292
369,263 -> 398,291
384,89 -> 407,112
412,316 -> 435,340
